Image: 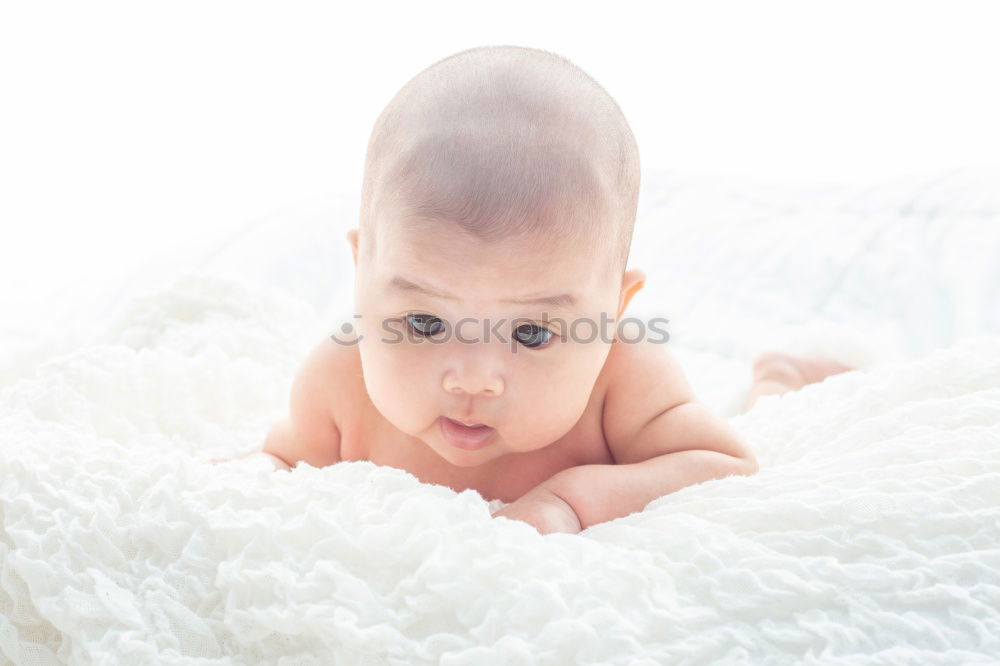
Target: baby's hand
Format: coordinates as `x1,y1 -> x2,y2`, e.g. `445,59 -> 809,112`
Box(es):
492,486 -> 582,535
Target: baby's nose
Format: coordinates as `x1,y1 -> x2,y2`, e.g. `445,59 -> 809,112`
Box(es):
442,350 -> 505,397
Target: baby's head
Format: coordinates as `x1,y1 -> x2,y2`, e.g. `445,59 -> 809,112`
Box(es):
346,45 -> 644,467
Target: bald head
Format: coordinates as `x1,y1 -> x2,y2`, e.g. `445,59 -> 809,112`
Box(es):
358,45 -> 640,278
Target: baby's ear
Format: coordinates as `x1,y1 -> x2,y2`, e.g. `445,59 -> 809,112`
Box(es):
345,228 -> 360,267
617,268 -> 646,319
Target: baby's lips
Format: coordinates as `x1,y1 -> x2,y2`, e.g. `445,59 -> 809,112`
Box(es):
446,415 -> 492,428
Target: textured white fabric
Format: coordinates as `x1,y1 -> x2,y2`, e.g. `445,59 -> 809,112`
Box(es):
2,169 -> 1000,664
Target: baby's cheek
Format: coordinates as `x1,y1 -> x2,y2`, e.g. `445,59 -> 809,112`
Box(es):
547,345 -> 608,405
360,344 -> 430,419
515,368 -> 587,430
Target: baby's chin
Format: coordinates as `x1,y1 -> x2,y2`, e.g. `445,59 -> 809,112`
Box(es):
436,449 -> 500,468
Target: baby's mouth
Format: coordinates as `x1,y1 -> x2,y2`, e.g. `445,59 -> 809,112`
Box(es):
450,417 -> 488,428
439,416 -> 495,450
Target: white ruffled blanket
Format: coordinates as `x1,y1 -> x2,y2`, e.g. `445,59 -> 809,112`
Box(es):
2,169 -> 1000,664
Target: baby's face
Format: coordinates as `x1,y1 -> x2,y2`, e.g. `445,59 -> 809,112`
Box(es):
349,218 -> 624,468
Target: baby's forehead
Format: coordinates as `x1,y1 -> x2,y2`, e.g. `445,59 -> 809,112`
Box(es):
372,227 -> 616,308
376,186 -> 609,249
380,218 -> 587,269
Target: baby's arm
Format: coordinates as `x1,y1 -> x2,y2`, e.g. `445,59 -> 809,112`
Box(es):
539,337 -> 757,529
601,340 -> 754,467
211,339 -> 343,471
261,338 -> 343,469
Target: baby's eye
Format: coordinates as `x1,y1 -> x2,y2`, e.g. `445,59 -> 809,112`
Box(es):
405,313 -> 446,337
513,323 -> 554,349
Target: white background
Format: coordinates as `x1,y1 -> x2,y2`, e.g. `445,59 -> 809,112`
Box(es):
1,0 -> 998,330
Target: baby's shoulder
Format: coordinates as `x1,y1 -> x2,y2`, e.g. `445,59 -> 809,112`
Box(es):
599,326 -> 694,409
286,327 -> 365,428
310,327 -> 366,417
601,321 -> 677,378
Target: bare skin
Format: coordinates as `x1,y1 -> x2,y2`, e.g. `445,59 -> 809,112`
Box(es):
207,222 -> 852,486
211,223 -> 761,509
209,344 -> 853,498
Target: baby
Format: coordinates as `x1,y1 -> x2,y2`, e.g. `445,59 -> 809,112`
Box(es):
212,45 -> 853,534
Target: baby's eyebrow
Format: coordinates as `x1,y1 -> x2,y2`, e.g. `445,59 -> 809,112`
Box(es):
388,275 -> 578,308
